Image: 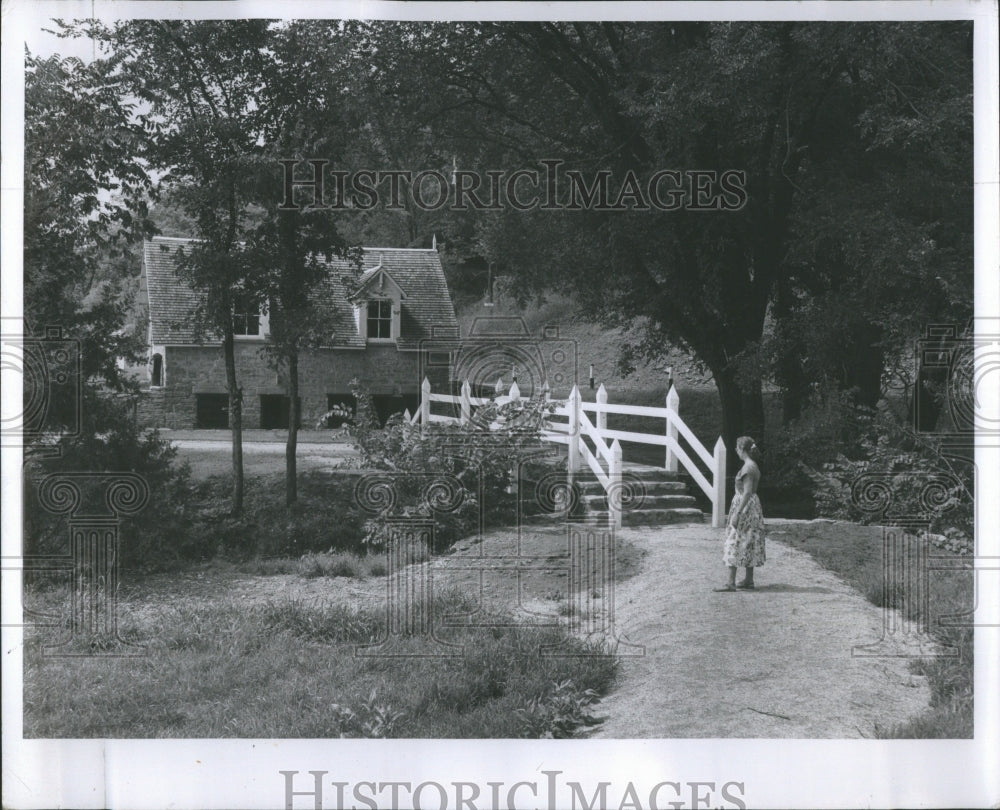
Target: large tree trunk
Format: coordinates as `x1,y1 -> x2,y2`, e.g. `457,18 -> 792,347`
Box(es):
842,322 -> 884,409
713,367 -> 743,468
742,375 -> 765,442
285,349 -> 299,506
773,285 -> 809,424
223,332 -> 244,517
713,364 -> 765,474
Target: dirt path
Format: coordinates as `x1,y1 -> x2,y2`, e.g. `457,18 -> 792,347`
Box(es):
170,437 -> 358,478
588,521 -> 935,738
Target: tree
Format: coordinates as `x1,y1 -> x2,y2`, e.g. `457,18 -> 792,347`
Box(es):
246,23 -> 359,504
347,21 -> 972,452
23,51 -> 153,431
68,19 -> 274,515
22,51 -> 197,570
773,22 -> 973,422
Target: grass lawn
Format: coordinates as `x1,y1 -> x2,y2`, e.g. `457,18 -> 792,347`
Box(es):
23,586 -> 616,738
771,521 -> 973,738
23,518 -> 636,739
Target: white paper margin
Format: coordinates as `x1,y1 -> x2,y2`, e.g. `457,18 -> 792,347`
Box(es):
3,2 -> 998,808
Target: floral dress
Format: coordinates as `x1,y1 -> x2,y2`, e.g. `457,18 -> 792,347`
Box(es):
723,464 -> 766,568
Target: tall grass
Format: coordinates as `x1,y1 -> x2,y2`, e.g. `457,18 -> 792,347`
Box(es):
24,589 -> 616,738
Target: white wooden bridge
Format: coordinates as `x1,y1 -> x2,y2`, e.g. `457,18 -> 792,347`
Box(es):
407,377 -> 727,530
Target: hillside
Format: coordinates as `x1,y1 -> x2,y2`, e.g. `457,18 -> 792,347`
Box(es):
453,288 -> 714,398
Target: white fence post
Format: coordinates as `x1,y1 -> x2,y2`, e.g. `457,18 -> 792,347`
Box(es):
712,436 -> 727,528
509,379 -> 521,401
665,386 -> 679,472
494,377 -> 504,397
609,438 -> 623,530
460,379 -> 471,424
567,384 -> 581,476
403,407 -> 412,423
596,382 -> 608,433
420,377 -> 431,436
541,379 -> 551,401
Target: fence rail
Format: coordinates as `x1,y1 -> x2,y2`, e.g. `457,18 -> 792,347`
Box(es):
408,378 -> 726,528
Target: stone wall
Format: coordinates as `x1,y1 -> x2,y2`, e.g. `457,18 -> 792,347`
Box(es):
140,341 -> 449,429
135,386 -> 165,426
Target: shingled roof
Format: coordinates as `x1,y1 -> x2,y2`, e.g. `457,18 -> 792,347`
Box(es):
142,237 -> 458,350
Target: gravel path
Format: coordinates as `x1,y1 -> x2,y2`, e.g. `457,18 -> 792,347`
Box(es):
169,437 -> 358,478
588,522 -> 935,738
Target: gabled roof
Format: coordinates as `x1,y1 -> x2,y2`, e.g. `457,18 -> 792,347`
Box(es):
353,263 -> 407,301
142,237 -> 458,350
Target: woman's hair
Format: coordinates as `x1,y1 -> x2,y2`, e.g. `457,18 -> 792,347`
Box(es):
736,435 -> 761,463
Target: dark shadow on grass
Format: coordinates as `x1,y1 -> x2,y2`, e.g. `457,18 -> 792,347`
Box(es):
747,584 -> 835,594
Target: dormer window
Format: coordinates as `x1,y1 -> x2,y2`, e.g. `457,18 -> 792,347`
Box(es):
367,300 -> 393,339
353,263 -> 404,344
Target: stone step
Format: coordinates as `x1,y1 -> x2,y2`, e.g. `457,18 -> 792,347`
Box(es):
571,468 -> 685,482
619,467 -> 685,482
575,479 -> 689,495
575,507 -> 705,527
580,493 -> 697,510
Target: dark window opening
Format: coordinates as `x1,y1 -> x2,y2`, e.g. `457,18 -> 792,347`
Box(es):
366,300 -> 392,339
195,394 -> 229,429
372,394 -> 419,426
260,395 -> 301,429
233,294 -> 261,336
324,394 -> 357,428
150,353 -> 163,387
233,311 -> 260,336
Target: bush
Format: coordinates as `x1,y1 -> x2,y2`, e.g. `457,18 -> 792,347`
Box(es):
772,391 -> 973,540
295,551 -> 385,579
203,473 -> 369,560
23,400 -> 201,570
516,679 -> 603,738
349,391 -> 557,551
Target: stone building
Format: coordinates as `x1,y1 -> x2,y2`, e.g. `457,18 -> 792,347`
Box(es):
136,236 -> 457,429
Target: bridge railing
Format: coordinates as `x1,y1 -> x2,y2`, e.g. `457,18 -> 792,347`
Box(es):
408,378 -> 726,528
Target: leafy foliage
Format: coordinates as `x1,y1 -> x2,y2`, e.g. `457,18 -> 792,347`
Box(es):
329,690 -> 408,738
341,21 -> 972,449
516,679 -> 603,739
349,387 -> 557,550
774,392 -> 973,540
22,399 -> 197,569
21,52 -> 201,570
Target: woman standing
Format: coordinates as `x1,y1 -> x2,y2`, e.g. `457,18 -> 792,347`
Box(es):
716,435 -> 767,591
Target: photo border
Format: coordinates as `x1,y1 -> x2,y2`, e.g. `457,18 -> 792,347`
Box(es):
2,2 -> 997,808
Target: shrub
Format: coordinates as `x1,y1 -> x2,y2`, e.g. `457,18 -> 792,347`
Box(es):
776,392 -> 974,541
23,402 -> 201,570
516,679 -> 603,738
329,690 -> 407,738
349,390 -> 557,551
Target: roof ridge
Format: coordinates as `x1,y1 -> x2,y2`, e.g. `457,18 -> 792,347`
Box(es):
147,237 -> 437,253
361,246 -> 438,252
